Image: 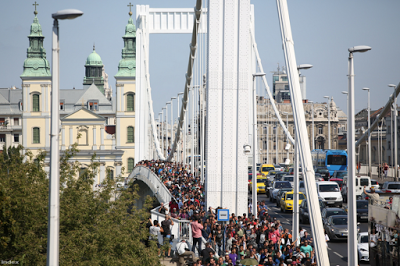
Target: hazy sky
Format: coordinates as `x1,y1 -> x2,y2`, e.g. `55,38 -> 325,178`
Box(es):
1,0 -> 399,115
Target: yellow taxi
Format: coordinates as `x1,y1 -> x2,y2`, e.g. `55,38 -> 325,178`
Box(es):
261,164 -> 275,176
249,177 -> 267,194
280,191 -> 306,212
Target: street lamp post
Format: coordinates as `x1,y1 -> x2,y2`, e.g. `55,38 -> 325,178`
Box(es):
177,92 -> 184,163
166,102 -> 171,157
362,88 -> 372,177
389,84 -> 398,181
162,107 -> 166,157
252,72 -> 266,219
282,112 -> 290,161
171,97 -> 176,161
348,45 -> 371,266
324,96 -> 331,149
308,101 -> 315,150
48,9 -> 83,266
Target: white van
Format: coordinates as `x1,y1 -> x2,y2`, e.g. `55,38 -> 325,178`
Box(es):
315,181 -> 343,207
342,176 -> 371,201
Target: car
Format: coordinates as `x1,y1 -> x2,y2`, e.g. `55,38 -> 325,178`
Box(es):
332,170 -> 348,179
275,188 -> 293,207
314,173 -> 324,181
269,181 -> 292,202
260,164 -> 275,176
316,181 -> 343,207
282,175 -> 294,187
248,173 -> 262,192
299,198 -> 326,224
315,167 -> 330,181
324,215 -> 350,240
344,200 -> 369,222
249,177 -> 267,193
279,191 -> 306,213
288,167 -> 302,175
321,207 -> 348,225
357,232 -> 369,263
266,171 -> 287,181
370,179 -> 380,190
329,178 -> 344,191
381,181 -> 400,193
274,164 -> 284,171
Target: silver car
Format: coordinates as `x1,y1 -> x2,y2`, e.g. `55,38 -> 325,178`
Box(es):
324,215 -> 359,240
269,181 -> 292,202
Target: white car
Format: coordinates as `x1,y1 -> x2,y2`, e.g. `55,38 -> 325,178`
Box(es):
357,232 -> 369,263
370,179 -> 380,190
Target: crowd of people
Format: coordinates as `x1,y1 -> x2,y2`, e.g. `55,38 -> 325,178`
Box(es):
140,160 -> 322,266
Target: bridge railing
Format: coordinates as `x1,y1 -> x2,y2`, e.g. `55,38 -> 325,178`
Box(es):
150,206 -> 193,250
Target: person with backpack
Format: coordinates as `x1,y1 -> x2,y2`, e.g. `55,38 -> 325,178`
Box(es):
161,214 -> 174,257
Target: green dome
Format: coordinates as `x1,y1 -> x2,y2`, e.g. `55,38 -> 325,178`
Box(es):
123,17 -> 136,38
85,47 -> 103,67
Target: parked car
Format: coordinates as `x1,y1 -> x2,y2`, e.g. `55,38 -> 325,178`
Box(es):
381,181 -> 400,193
341,176 -> 371,202
315,167 -> 330,181
332,170 -> 348,179
344,200 -> 369,222
275,188 -> 293,206
329,178 -> 344,191
269,181 -> 292,202
357,232 -> 369,263
321,207 -> 347,225
316,181 -> 343,207
299,198 -> 326,224
279,191 -> 306,213
370,179 -> 380,190
324,215 -> 351,240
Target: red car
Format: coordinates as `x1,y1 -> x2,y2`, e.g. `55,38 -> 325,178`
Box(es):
329,178 -> 344,191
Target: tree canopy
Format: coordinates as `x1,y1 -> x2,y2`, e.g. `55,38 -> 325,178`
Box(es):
0,144 -> 160,266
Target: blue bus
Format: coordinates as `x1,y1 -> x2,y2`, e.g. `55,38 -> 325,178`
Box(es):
311,149 -> 347,176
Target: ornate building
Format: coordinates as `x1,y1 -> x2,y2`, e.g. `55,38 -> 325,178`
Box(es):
256,96 -> 346,165
0,9 -> 136,183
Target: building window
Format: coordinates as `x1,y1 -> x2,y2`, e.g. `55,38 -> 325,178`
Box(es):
33,127 -> 40,143
104,117 -> 108,125
127,158 -> 134,172
14,134 -> 19,143
263,140 -> 267,150
60,100 -> 65,110
88,101 -> 98,111
127,126 -> 134,143
281,76 -> 288,81
126,93 -> 135,112
0,134 -> 5,143
318,127 -> 323,134
33,94 -> 40,112
107,168 -> 114,181
0,118 -> 4,126
14,118 -> 19,126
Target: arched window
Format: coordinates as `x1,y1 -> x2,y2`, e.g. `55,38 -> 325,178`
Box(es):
33,127 -> 40,143
127,126 -> 134,143
33,94 -> 40,112
127,158 -> 134,172
126,93 -> 135,112
107,168 -> 114,180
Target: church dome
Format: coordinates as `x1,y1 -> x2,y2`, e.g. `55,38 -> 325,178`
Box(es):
85,47 -> 103,67
123,17 -> 136,38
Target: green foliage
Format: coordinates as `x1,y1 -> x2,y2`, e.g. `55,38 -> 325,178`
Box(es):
0,144 -> 160,266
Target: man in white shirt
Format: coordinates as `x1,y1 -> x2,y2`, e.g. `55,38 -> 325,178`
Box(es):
176,240 -> 198,266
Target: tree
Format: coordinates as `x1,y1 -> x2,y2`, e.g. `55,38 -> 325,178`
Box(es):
0,144 -> 160,265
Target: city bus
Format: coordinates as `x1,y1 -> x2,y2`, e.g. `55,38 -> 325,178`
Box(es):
311,149 -> 347,176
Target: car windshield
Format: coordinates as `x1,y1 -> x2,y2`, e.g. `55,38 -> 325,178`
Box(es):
319,184 -> 339,192
332,217 -> 347,225
360,235 -> 368,243
262,167 -> 274,172
327,155 -> 347,165
388,184 -> 400,189
284,176 -> 294,182
360,178 -> 369,186
336,171 -> 347,178
317,168 -> 329,173
356,201 -> 368,209
327,210 -> 346,217
257,179 -> 266,183
275,182 -> 292,188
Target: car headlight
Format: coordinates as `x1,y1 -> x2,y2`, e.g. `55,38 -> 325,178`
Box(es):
287,203 -> 292,206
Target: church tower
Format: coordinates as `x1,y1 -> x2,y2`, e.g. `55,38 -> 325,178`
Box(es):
83,46 -> 105,94
20,5 -> 52,152
115,6 -> 136,173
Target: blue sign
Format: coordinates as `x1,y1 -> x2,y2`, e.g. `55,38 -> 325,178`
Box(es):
217,209 -> 229,222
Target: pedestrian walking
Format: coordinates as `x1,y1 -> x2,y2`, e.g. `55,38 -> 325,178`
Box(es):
384,163 -> 389,178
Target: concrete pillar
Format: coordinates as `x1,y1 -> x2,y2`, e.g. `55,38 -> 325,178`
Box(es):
93,126 -> 97,150
69,126 -> 73,148
115,161 -> 122,177
99,162 -> 106,184
61,127 -> 65,150
100,126 -> 105,150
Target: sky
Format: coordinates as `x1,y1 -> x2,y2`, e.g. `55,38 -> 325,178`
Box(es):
1,0 -> 400,115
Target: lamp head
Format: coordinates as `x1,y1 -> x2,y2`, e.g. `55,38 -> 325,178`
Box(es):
362,87 -> 370,91
178,92 -> 184,95
285,144 -> 291,151
52,9 -> 83,20
341,91 -> 348,95
243,144 -> 251,155
388,84 -> 396,88
171,97 -> 177,100
324,96 -> 330,99
253,72 -> 266,77
348,45 -> 371,53
284,159 -> 290,165
297,64 -> 313,70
